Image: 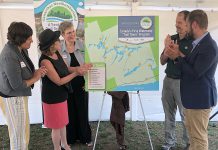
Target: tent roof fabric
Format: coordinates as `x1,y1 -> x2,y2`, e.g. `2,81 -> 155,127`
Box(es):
0,0 -> 218,9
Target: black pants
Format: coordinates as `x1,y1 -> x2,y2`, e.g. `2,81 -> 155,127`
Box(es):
111,121 -> 125,145
66,89 -> 92,144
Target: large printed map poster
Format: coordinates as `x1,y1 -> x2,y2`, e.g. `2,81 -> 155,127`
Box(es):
85,16 -> 159,91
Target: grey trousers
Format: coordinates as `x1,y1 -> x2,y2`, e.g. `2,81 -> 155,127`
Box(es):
161,76 -> 189,146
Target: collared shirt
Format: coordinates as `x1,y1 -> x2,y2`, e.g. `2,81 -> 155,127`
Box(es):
191,32 -> 209,53
60,39 -> 84,67
165,34 -> 193,79
59,39 -> 85,90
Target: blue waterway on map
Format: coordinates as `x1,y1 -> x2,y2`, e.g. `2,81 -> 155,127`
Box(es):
88,35 -> 142,66
114,81 -> 159,91
124,66 -> 140,77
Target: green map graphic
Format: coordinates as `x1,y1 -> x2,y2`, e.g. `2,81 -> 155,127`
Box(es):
85,16 -> 159,91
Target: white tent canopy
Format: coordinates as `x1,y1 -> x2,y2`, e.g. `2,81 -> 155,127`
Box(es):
1,0 -> 218,9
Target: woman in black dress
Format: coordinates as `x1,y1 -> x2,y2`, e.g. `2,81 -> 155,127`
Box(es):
38,29 -> 91,150
58,21 -> 92,146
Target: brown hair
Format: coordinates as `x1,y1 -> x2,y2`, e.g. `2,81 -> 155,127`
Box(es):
188,9 -> 208,29
7,22 -> 33,46
178,10 -> 190,21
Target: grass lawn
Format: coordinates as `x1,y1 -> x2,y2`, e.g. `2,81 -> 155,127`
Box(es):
0,121 -> 218,150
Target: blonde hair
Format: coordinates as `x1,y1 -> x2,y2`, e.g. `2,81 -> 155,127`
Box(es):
58,21 -> 74,35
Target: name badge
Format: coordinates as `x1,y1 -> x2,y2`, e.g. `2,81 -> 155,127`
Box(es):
62,55 -> 67,59
20,62 -> 26,68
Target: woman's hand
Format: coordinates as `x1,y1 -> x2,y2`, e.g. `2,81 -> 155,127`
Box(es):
76,63 -> 93,76
25,66 -> 48,87
39,66 -> 48,77
34,66 -> 48,79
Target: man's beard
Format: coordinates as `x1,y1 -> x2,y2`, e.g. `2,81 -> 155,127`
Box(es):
188,27 -> 194,39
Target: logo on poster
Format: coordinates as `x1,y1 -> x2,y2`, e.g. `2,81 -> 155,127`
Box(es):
140,17 -> 152,30
42,1 -> 78,31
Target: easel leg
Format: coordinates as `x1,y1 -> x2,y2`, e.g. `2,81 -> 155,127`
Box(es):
93,92 -> 106,150
137,91 -> 153,150
210,111 -> 218,120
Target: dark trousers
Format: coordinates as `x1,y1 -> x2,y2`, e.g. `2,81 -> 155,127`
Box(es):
111,121 -> 125,145
66,89 -> 92,144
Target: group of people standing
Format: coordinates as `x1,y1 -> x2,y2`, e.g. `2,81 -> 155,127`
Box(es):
161,9 -> 218,150
0,21 -> 92,150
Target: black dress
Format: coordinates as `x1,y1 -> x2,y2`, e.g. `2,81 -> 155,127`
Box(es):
66,53 -> 92,144
39,52 -> 70,129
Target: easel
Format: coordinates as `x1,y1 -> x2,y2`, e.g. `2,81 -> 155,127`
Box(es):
209,110 -> 218,120
93,91 -> 153,150
93,91 -> 107,150
209,107 -> 218,127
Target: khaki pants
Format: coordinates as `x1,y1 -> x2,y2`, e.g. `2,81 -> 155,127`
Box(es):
184,109 -> 211,150
0,96 -> 29,150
